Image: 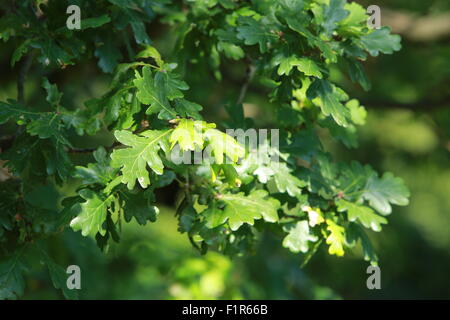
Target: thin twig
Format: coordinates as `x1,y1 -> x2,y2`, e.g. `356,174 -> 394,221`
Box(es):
300,238 -> 323,268
236,64 -> 256,106
123,31 -> 135,60
68,141 -> 121,154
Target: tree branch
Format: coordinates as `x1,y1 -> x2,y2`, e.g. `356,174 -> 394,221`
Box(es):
236,63 -> 256,106
67,141 -> 121,154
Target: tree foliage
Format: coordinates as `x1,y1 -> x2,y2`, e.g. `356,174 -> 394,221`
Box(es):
0,0 -> 410,299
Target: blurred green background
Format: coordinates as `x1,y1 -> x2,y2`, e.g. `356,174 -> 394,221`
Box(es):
0,0 -> 449,299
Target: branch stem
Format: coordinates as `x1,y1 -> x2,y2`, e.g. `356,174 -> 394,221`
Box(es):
17,53 -> 35,105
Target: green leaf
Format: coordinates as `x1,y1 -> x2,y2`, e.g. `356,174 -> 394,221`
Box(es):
70,189 -> 113,237
0,100 -> 32,124
236,16 -> 278,53
314,38 -> 338,62
74,147 -> 118,185
270,162 -> 306,197
217,42 -> 245,60
337,199 -> 387,232
307,79 -> 350,127
282,220 -> 317,253
322,0 -> 349,37
346,60 -> 371,91
277,56 -> 296,76
129,17 -> 151,45
169,119 -> 244,164
45,140 -> 73,182
359,27 -> 402,57
220,163 -> 241,186
277,56 -> 323,78
80,14 -> 111,30
0,250 -> 26,300
32,38 -> 74,67
204,128 -> 245,164
337,2 -> 368,37
111,129 -> 171,189
294,57 -> 323,78
363,172 -> 410,215
325,219 -> 346,257
41,251 -> 78,300
11,39 -> 31,67
347,99 -> 367,125
319,99 -> 368,148
155,70 -> 189,100
219,0 -> 237,9
319,100 -> 367,148
174,99 -> 203,119
178,204 -> 197,233
280,128 -> 322,162
26,114 -> 71,146
134,66 -> 177,119
337,160 -> 373,198
279,0 -> 305,12
320,118 -> 357,148
42,78 -> 63,108
340,2 -> 367,27
95,36 -> 123,73
203,204 -> 228,229
285,13 -> 314,40
136,45 -> 164,66
219,190 -> 280,231
123,190 -> 159,225
170,119 -> 211,151
154,170 -> 176,188
103,91 -> 123,124
346,223 -> 378,264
